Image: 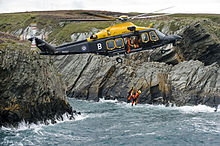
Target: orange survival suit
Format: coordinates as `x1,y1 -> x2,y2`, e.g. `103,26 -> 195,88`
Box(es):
128,89 -> 141,106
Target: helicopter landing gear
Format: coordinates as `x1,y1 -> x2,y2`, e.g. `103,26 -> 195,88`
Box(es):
116,57 -> 123,63
160,49 -> 171,54
161,49 -> 166,54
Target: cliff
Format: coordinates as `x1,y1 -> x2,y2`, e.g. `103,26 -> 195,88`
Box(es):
178,20 -> 220,65
0,34 -> 74,127
54,19 -> 220,107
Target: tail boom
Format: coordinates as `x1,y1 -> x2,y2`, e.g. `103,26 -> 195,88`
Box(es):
29,37 -> 56,54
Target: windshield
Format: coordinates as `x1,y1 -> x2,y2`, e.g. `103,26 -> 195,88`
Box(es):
155,30 -> 166,39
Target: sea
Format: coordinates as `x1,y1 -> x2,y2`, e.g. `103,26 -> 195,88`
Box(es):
1,98 -> 220,146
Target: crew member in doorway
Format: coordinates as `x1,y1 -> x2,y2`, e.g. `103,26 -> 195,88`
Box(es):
126,37 -> 131,54
131,36 -> 140,48
128,88 -> 141,106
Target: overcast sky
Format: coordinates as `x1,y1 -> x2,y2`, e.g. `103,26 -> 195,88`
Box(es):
0,0 -> 220,14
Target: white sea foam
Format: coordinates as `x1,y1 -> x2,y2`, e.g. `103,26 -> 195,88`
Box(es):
1,112 -> 87,132
146,104 -> 217,113
175,104 -> 217,113
74,113 -> 89,121
99,98 -> 218,113
99,98 -> 119,103
1,121 -> 43,132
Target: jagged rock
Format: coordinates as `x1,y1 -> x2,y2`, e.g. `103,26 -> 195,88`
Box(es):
168,60 -> 220,106
55,52 -> 173,103
0,43 -> 75,127
178,20 -> 220,65
169,60 -> 219,92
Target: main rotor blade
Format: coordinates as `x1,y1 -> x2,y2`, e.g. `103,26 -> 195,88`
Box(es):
131,6 -> 175,19
80,12 -> 117,20
60,19 -> 116,22
133,13 -> 174,19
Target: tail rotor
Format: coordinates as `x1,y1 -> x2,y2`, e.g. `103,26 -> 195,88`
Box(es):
19,23 -> 48,51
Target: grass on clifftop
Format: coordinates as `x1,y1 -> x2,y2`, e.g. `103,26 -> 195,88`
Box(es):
0,31 -> 30,51
0,13 -> 35,32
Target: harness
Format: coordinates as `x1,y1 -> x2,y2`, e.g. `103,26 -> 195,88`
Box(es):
130,90 -> 139,99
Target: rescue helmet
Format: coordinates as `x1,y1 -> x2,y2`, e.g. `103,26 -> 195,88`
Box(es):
138,90 -> 141,94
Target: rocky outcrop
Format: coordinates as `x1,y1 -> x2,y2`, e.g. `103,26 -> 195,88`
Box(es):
54,20 -> 220,108
55,53 -> 220,106
178,20 -> 220,65
0,42 -> 75,127
169,60 -> 220,106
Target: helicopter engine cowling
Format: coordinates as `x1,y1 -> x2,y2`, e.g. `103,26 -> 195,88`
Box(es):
127,26 -> 136,31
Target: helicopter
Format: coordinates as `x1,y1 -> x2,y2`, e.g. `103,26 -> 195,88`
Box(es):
29,8 -> 182,63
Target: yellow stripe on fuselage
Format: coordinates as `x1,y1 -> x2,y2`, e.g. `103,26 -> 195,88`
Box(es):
87,22 -> 148,42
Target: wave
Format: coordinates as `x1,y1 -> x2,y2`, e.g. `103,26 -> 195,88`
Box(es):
98,98 -> 218,113
1,113 -> 88,132
74,114 -> 89,121
174,105 -> 218,113
99,98 -> 119,103
142,104 -> 218,113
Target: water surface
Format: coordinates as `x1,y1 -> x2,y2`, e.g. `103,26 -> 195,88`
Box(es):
1,98 -> 220,145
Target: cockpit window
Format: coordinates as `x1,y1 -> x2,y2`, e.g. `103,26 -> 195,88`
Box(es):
106,40 -> 115,50
155,30 -> 165,39
115,38 -> 124,48
141,33 -> 149,43
149,31 -> 159,41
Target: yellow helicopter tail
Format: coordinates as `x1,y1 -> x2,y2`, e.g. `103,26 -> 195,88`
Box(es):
148,23 -> 153,28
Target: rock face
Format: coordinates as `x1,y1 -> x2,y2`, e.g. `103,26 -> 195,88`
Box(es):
178,20 -> 220,65
55,54 -> 220,106
169,60 -> 220,106
54,20 -> 220,108
0,43 -> 74,127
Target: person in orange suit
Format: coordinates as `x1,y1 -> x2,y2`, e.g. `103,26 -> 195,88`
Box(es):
128,88 -> 141,106
126,37 -> 131,54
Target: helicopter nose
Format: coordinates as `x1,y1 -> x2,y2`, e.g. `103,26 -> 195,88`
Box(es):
163,35 -> 182,45
174,35 -> 182,40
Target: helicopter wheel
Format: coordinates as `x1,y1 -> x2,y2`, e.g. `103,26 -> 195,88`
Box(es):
116,57 -> 123,63
160,50 -> 166,54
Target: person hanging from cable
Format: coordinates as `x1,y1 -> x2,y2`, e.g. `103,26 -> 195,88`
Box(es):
128,87 -> 141,106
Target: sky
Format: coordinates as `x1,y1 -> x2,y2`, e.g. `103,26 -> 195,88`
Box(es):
0,0 -> 220,14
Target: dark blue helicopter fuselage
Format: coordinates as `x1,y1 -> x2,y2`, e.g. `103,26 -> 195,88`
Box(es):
34,28 -> 181,56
